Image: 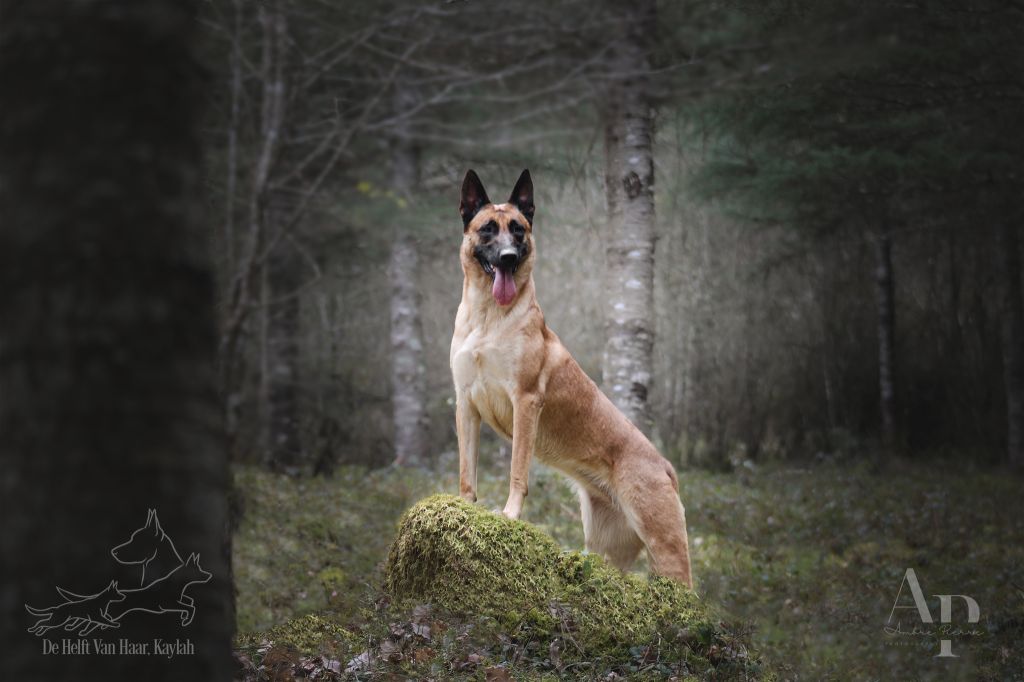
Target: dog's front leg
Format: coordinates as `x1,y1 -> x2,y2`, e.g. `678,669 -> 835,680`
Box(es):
456,395 -> 481,502
503,393 -> 542,519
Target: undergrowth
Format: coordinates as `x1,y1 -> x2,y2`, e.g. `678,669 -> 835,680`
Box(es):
232,452 -> 1023,680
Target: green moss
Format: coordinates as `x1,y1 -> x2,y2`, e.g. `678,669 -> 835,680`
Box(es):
235,612 -> 357,654
385,495 -> 767,677
317,566 -> 347,595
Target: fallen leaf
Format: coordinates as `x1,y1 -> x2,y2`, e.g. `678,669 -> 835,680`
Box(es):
320,656 -> 341,674
344,651 -> 371,674
380,639 -> 403,662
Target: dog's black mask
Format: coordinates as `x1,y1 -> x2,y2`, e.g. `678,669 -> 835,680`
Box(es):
473,219 -> 530,278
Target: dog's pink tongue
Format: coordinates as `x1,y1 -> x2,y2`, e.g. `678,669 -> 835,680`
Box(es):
492,268 -> 517,306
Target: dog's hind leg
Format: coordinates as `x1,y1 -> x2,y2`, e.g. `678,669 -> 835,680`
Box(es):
576,485 -> 644,571
32,621 -> 62,637
27,617 -> 52,635
614,456 -> 693,587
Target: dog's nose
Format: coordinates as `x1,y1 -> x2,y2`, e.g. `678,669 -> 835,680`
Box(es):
498,249 -> 518,269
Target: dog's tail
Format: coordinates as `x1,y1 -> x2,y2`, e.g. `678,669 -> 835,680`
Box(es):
24,604 -> 54,616
55,586 -> 88,602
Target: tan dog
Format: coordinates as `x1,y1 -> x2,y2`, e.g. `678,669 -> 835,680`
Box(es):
450,169 -> 693,586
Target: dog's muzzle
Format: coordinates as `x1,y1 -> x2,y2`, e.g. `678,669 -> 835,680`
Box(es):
498,247 -> 518,270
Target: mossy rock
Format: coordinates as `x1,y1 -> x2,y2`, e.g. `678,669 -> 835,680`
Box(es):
385,495 -> 770,677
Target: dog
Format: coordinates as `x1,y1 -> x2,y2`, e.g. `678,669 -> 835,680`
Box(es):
106,552 -> 212,626
449,169 -> 693,586
25,580 -> 125,636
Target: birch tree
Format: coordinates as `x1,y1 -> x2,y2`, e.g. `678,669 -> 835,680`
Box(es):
388,86 -> 430,467
601,0 -> 658,436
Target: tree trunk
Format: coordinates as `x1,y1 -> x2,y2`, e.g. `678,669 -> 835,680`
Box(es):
601,0 -> 658,437
682,211 -> 714,461
245,0 -> 300,474
873,225 -> 897,449
264,220 -> 303,473
998,219 -> 1024,468
389,90 -> 430,467
0,1 -> 233,679
221,0 -> 244,457
221,0 -> 285,462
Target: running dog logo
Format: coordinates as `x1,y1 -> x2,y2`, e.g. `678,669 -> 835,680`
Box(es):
25,510 -> 212,637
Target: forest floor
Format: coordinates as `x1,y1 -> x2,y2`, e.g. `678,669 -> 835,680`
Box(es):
232,451 -> 1023,681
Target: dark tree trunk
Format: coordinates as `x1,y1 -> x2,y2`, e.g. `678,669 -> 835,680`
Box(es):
222,0 -> 285,463
999,220 -> 1024,468
0,1 -> 233,679
247,0 -> 300,474
601,0 -> 658,437
221,0 -> 245,458
873,225 -> 897,449
265,223 -> 303,473
389,89 -> 430,467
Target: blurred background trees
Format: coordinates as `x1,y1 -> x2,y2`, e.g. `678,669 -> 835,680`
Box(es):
199,0 -> 1024,473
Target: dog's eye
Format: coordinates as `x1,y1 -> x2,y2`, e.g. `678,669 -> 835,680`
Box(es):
510,221 -> 526,242
478,221 -> 497,240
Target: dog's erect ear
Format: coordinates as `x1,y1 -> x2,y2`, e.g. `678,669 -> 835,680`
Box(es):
508,169 -> 534,225
460,169 -> 490,230
145,509 -> 155,527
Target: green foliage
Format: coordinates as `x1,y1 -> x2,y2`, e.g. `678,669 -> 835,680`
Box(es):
690,0 -> 1024,230
232,465 -> 434,631
682,458 -> 1024,680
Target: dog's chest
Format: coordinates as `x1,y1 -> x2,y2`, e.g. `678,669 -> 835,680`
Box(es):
451,326 -> 517,438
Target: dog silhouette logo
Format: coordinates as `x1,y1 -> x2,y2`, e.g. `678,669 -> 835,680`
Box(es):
25,581 -> 126,637
25,509 -> 212,637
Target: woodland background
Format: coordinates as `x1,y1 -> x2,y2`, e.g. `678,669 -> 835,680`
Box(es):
204,0 -> 1023,472
2,0 -> 1023,680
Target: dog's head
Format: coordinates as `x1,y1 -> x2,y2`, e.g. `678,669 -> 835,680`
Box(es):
110,508 -> 163,565
103,580 -> 126,603
180,553 -> 213,587
459,169 -> 535,307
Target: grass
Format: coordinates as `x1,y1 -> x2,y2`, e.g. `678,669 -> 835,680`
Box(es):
233,450 -> 1024,680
